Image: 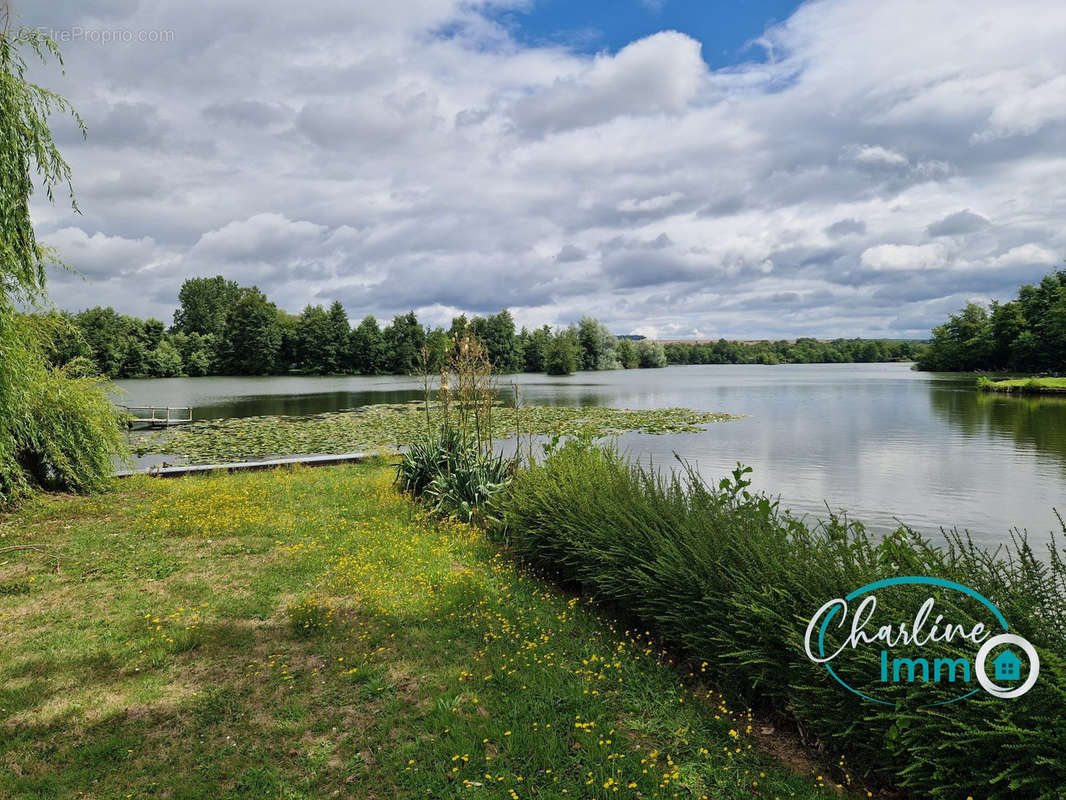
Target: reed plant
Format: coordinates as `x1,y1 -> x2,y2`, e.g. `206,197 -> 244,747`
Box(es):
397,329 -> 516,522
501,441 -> 1066,798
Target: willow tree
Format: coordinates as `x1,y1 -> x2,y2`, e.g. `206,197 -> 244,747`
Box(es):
0,20 -> 126,504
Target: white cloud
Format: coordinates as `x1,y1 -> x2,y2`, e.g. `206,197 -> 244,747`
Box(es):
845,145 -> 908,168
992,243 -> 1059,267
22,0 -> 1066,337
861,243 -> 947,272
42,228 -> 168,279
509,31 -> 707,135
191,214 -> 330,263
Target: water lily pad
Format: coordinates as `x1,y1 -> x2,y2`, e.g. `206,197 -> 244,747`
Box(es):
135,402 -> 739,465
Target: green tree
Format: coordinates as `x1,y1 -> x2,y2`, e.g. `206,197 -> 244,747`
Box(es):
448,314 -> 469,343
636,339 -> 667,368
72,306 -> 127,377
479,310 -> 523,373
989,300 -> 1027,369
219,287 -> 282,375
169,331 -> 215,377
38,310 -> 91,367
172,276 -> 241,338
0,26 -> 125,503
617,337 -> 639,369
326,301 -> 351,372
917,303 -> 992,371
275,309 -> 300,374
295,304 -> 333,374
521,325 -> 552,373
545,328 -> 580,376
349,314 -> 387,375
425,327 -> 450,372
382,311 -> 425,374
147,338 -> 184,377
577,317 -> 601,370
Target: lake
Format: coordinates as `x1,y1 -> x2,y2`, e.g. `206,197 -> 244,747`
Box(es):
115,363 -> 1066,549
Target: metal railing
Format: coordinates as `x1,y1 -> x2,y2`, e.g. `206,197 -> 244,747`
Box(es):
122,406 -> 193,426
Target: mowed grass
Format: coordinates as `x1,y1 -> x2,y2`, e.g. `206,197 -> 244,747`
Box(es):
0,465 -> 835,799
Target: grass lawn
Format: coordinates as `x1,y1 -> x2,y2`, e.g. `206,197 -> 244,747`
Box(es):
980,376 -> 1066,392
0,464 -> 841,800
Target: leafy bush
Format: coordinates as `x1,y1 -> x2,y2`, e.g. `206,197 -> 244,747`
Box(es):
501,442 -> 1066,798
395,429 -> 515,524
0,317 -> 127,505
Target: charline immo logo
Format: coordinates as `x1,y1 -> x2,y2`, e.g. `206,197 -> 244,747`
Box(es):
804,577 -> 1039,706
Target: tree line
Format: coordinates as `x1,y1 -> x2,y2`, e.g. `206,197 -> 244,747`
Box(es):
664,337 -> 922,366
44,276 -> 669,378
916,268 -> 1066,372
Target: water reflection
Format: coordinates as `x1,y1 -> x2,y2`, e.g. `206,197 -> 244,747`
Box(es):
929,384 -> 1066,470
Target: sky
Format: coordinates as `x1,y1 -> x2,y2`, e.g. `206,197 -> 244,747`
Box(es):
17,0 -> 1066,339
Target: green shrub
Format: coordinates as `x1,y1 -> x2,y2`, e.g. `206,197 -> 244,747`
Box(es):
395,429 -> 515,524
501,442 -> 1066,798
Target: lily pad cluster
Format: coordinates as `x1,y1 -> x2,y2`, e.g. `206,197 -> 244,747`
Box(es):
134,402 -> 738,465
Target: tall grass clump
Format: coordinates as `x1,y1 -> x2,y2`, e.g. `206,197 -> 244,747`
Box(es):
395,332 -> 517,523
502,441 -> 1066,798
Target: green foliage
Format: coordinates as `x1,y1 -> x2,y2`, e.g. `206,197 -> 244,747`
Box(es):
13,353 -> 128,493
616,336 -> 639,369
44,276 -> 660,379
0,316 -> 126,502
382,311 -> 425,374
0,28 -> 82,300
0,28 -> 126,506
518,325 -> 552,372
349,314 -> 387,374
219,287 -> 282,375
325,300 -> 350,371
918,302 -> 993,371
294,304 -> 334,374
169,331 -> 215,376
395,428 -> 514,524
470,309 -> 523,373
171,275 -> 241,338
544,327 -> 580,375
918,269 -> 1066,372
61,306 -> 196,378
665,336 -> 922,366
502,444 -> 1066,798
147,338 -> 183,377
636,338 -> 667,368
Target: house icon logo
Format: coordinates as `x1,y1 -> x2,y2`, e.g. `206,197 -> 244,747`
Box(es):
992,649 -> 1023,681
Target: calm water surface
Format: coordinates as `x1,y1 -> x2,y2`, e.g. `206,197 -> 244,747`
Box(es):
115,363 -> 1066,548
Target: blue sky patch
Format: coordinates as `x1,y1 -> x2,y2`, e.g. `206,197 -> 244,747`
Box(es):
485,0 -> 806,66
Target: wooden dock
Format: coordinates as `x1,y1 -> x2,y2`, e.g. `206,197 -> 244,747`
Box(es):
123,406 -> 193,429
115,451 -> 385,478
